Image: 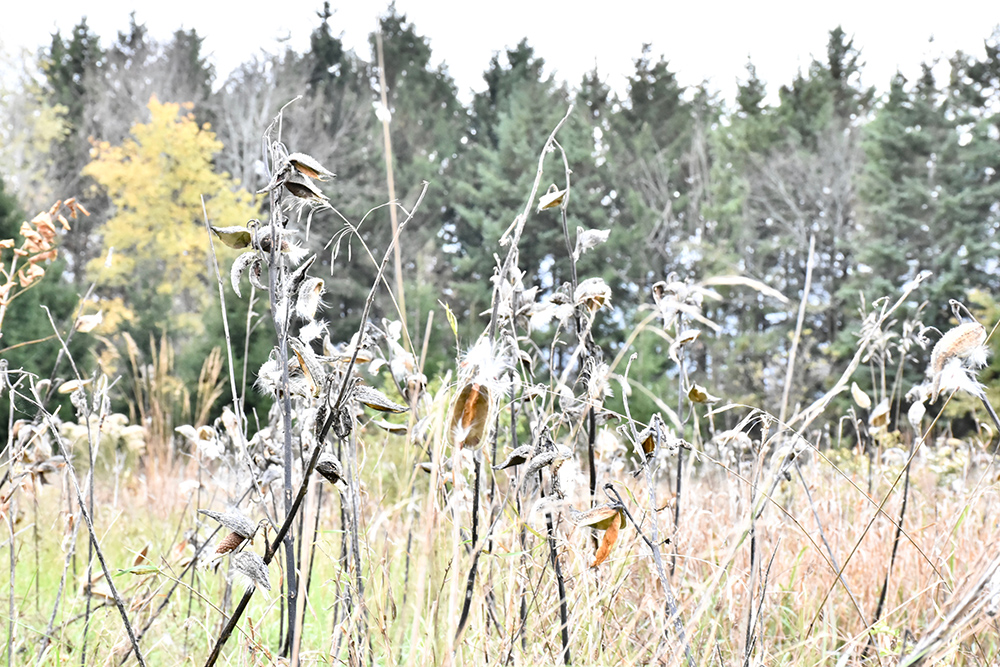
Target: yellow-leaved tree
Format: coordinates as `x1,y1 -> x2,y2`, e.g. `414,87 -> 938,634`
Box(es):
84,95 -> 258,334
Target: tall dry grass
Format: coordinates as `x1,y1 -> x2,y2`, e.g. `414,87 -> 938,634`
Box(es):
3,106 -> 1000,667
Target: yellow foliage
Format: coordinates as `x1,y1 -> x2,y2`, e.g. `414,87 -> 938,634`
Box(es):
84,95 -> 259,333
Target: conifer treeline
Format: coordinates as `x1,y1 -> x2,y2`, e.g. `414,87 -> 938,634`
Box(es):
3,5 -> 999,426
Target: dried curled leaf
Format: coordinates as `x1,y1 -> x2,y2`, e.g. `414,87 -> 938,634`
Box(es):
287,152 -> 335,181
448,382 -> 491,448
592,516 -> 620,567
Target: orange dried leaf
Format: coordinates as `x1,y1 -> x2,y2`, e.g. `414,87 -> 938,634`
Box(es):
591,517 -> 620,567
28,249 -> 57,264
18,264 -> 44,287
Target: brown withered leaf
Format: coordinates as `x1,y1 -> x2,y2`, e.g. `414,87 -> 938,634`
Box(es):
448,382 -> 491,448
287,153 -> 335,181
591,516 -> 620,567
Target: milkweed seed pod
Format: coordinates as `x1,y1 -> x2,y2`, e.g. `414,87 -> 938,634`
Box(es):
198,508 -> 258,541
574,277 -> 612,314
448,337 -> 510,449
537,183 -> 567,212
569,502 -> 626,531
524,445 -> 574,478
928,320 -> 988,402
352,384 -> 408,413
492,444 -> 535,471
286,152 -> 335,181
232,551 -> 271,593
315,454 -> 345,489
448,382 -> 491,449
283,171 -> 329,205
570,502 -> 626,568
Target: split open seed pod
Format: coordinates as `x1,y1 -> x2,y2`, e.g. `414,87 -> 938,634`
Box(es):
492,444 -> 535,471
574,277 -> 612,314
448,382 -> 491,449
570,502 -> 626,531
537,183 -> 568,211
352,384 -> 408,413
286,152 -> 335,181
211,225 -> 253,250
198,508 -> 258,541
284,171 -> 329,204
570,502 -> 626,567
637,413 -> 668,461
687,383 -> 721,405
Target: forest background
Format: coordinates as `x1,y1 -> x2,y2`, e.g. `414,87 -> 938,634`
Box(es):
2,5 -> 999,435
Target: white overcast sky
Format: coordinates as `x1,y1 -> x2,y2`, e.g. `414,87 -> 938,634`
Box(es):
2,1 -> 998,105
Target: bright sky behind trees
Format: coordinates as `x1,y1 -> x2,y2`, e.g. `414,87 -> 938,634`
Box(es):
3,0 -> 998,104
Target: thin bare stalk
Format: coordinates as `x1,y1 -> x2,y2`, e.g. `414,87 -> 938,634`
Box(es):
5,504 -> 13,667
779,234 -> 815,423
375,27 -> 406,332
